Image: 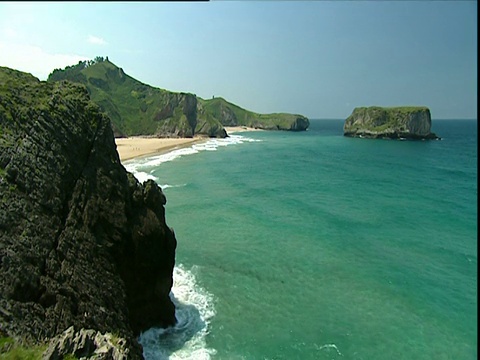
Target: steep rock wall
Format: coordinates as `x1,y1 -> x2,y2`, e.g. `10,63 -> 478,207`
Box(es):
289,116 -> 310,131
0,67 -> 177,358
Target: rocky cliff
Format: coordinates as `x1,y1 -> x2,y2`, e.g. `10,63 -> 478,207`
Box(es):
0,67 -> 177,358
48,59 -> 227,138
48,58 -> 309,137
343,106 -> 439,140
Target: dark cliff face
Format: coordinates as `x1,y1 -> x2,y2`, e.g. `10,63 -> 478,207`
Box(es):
0,67 -> 176,357
290,116 -> 310,131
154,92 -> 199,138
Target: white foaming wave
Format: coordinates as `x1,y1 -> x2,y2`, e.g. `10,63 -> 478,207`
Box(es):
123,162 -> 158,183
123,162 -> 141,176
192,143 -> 217,152
141,134 -> 260,167
132,171 -> 157,183
158,183 -> 187,190
317,343 -> 343,357
139,264 -> 216,360
193,134 -> 261,152
142,147 -> 200,168
124,135 -> 261,183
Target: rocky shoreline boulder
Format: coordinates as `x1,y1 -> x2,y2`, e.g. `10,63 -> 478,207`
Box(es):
343,106 -> 439,140
42,326 -> 130,360
0,67 -> 177,358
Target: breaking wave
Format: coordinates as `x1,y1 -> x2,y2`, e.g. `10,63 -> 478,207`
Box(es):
139,265 -> 216,360
123,135 -> 260,183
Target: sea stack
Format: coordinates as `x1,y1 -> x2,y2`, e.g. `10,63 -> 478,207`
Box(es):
0,66 -> 177,359
343,106 -> 439,140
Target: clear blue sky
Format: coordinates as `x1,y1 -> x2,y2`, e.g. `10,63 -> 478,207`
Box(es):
0,1 -> 477,119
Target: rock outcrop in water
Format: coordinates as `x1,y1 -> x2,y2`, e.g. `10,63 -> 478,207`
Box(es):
0,66 -> 177,359
343,106 -> 439,140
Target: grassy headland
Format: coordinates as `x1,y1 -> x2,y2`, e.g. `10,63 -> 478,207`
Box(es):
47,57 -> 309,137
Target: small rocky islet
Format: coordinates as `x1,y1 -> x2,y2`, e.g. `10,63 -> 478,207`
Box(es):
343,106 -> 439,140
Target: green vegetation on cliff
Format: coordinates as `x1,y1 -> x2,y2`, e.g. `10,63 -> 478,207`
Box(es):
198,97 -> 309,131
47,57 -> 309,137
48,58 -> 204,137
0,337 -> 47,360
344,106 -> 438,139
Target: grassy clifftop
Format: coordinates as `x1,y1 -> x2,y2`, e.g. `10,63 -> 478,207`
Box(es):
48,58 -> 309,137
48,58 -> 212,137
199,97 -> 309,131
344,106 -> 438,139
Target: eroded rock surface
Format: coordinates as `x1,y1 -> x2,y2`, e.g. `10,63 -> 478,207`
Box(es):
343,106 -> 439,139
0,66 -> 177,358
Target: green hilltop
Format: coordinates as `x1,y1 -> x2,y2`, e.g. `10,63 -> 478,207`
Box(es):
198,97 -> 309,131
47,57 -> 309,137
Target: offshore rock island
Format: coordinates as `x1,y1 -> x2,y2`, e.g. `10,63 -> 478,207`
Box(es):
343,106 -> 439,140
0,67 -> 176,359
48,57 -> 310,138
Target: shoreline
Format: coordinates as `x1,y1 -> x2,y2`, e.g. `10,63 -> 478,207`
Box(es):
115,127 -> 262,162
115,136 -> 207,162
223,126 -> 264,134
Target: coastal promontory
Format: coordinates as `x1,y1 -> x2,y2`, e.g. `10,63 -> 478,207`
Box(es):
343,106 -> 439,140
0,67 -> 177,358
48,57 -> 310,137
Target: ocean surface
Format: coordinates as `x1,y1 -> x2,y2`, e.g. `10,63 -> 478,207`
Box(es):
124,119 -> 477,360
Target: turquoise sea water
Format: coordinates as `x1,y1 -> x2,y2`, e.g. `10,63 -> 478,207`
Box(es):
126,119 -> 477,360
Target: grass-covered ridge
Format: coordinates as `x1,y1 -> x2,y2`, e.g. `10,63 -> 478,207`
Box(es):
348,106 -> 430,130
0,337 -> 48,360
354,106 -> 430,112
198,96 -> 309,131
354,106 -> 430,120
48,57 -> 309,136
48,57 -> 196,137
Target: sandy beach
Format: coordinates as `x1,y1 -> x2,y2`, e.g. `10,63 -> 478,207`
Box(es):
115,127 -> 262,161
115,137 -> 205,161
